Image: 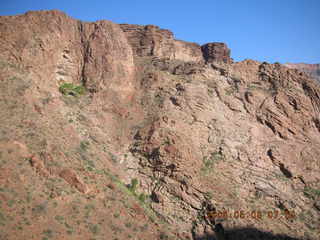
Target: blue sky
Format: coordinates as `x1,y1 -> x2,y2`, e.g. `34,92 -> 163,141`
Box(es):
1,0 -> 319,63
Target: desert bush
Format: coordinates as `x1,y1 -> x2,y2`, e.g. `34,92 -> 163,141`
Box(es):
128,178 -> 139,193
304,187 -> 320,200
59,82 -> 85,96
138,193 -> 148,203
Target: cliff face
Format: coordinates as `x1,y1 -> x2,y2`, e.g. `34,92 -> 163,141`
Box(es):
119,23 -> 230,63
0,10 -> 135,98
0,10 -> 319,240
285,63 -> 320,83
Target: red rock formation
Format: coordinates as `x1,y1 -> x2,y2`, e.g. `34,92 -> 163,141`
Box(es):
120,23 -> 233,64
0,10 -> 319,240
285,63 -> 320,82
0,10 -> 135,100
120,24 -> 203,62
120,24 -> 175,57
201,42 -> 232,63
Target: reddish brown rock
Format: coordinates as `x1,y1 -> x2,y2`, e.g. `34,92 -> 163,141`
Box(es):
59,169 -> 89,194
120,24 -> 203,62
0,10 -> 135,101
120,24 -> 174,58
29,155 -> 50,177
201,42 -> 232,63
1,10 -> 320,240
285,63 -> 320,82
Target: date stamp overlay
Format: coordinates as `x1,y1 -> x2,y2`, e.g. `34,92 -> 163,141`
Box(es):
207,209 -> 296,221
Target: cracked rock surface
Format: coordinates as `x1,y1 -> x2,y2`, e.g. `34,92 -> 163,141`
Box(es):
0,10 -> 319,240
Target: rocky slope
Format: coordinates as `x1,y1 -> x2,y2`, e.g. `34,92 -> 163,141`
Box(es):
285,63 -> 320,83
0,10 -> 319,240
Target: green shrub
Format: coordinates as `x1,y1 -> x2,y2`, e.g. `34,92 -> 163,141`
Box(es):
128,178 -> 139,193
138,193 -> 148,203
59,83 -> 86,96
200,151 -> 224,176
80,140 -> 90,151
304,187 -> 320,200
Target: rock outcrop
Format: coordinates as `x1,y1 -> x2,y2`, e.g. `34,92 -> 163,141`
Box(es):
119,24 -> 233,64
0,10 -> 319,240
120,24 -> 204,62
201,42 -> 232,63
0,10 -> 136,99
285,63 -> 320,83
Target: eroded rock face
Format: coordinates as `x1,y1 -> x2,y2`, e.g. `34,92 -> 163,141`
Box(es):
285,63 -> 320,83
120,24 -> 204,62
0,10 -> 135,101
120,24 -> 233,64
201,42 -> 232,63
0,10 -> 320,240
120,24 -> 175,58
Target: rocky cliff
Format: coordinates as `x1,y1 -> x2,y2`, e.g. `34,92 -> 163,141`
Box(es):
201,42 -> 232,63
285,63 -> 320,83
0,10 -> 319,240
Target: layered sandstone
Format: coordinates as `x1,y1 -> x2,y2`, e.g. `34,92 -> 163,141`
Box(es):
0,10 -> 135,100
0,10 -> 319,240
120,24 -> 204,62
201,42 -> 232,63
285,63 -> 320,82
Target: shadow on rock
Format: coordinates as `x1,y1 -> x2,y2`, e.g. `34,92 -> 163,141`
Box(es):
195,226 -> 310,240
